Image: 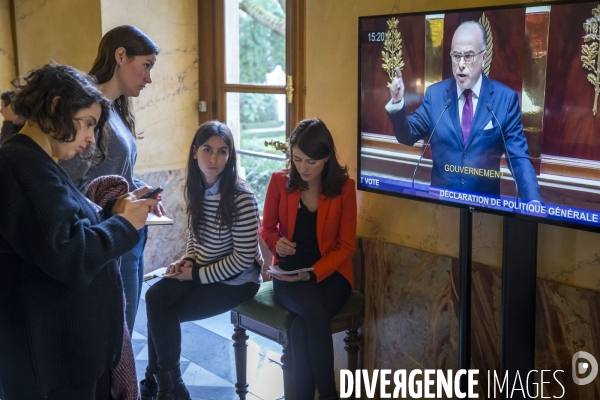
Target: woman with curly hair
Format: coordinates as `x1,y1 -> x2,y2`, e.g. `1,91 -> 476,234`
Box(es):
0,64 -> 157,400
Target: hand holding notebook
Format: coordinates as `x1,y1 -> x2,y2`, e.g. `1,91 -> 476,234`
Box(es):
266,264 -> 314,276
143,267 -> 181,282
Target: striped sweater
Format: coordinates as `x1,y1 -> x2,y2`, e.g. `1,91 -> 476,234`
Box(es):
183,190 -> 262,285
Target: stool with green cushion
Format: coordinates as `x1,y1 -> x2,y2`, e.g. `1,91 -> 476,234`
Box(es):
230,280 -> 363,399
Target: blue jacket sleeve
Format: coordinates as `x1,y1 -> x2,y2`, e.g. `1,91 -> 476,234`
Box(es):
501,92 -> 542,202
388,89 -> 432,146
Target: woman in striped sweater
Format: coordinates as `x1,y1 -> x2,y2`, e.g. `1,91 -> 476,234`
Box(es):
141,121 -> 262,400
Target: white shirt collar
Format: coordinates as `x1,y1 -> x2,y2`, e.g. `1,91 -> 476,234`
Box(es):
456,73 -> 483,100
205,176 -> 221,196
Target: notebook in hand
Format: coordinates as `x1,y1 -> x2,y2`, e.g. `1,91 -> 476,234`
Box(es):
143,267 -> 181,281
146,213 -> 174,225
267,264 -> 314,275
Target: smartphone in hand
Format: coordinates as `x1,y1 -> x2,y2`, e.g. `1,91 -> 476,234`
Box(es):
139,186 -> 163,200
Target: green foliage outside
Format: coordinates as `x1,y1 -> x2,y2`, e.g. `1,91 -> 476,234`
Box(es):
239,134 -> 287,214
240,129 -> 286,154
240,93 -> 280,127
241,154 -> 285,214
239,0 -> 285,125
239,0 -> 285,84
238,0 -> 287,210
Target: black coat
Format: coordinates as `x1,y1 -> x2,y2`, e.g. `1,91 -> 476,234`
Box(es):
0,135 -> 140,399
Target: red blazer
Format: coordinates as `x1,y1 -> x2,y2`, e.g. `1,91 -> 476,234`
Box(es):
260,170 -> 357,287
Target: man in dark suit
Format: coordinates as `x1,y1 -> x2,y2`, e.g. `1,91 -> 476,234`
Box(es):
386,21 -> 542,201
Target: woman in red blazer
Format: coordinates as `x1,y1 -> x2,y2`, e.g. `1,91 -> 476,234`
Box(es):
260,118 -> 357,399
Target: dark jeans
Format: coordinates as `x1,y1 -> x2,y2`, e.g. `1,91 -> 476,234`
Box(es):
145,278 -> 260,372
273,272 -> 351,400
41,368 -> 110,399
120,226 -> 148,335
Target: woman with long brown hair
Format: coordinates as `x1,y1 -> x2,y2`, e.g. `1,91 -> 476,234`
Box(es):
61,25 -> 163,334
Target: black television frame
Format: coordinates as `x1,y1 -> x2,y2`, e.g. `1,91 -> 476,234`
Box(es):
357,0 -> 600,234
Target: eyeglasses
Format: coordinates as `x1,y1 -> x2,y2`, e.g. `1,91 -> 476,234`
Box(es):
450,50 -> 484,64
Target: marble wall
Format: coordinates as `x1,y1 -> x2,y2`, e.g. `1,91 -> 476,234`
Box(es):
357,237 -> 600,399
101,0 -> 200,173
136,169 -> 188,272
13,0 -> 102,74
0,0 -> 16,94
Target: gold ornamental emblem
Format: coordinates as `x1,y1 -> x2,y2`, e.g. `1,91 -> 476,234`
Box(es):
479,13 -> 494,77
582,5 -> 600,116
382,18 -> 405,88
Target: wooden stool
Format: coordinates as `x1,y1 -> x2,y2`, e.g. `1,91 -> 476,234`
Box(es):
230,280 -> 363,399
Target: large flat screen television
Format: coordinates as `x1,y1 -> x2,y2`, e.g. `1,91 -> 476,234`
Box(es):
358,0 -> 600,232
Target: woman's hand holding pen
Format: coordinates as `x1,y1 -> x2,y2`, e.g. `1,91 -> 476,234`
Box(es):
271,233 -> 308,282
275,233 -> 296,257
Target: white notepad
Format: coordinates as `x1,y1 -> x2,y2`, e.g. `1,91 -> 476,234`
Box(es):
143,267 -> 181,282
267,264 -> 314,275
146,213 -> 174,225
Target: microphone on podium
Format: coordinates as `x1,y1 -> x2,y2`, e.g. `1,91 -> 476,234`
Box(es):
412,98 -> 453,191
485,103 -> 520,202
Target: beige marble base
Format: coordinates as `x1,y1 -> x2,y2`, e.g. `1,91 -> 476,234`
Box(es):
357,237 -> 600,399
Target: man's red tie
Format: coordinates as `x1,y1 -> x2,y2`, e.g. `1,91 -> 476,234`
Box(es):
461,89 -> 473,144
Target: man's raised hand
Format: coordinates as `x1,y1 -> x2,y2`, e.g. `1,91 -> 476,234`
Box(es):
390,67 -> 405,104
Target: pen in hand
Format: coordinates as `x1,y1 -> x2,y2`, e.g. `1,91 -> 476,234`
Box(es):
276,231 -> 296,259
276,231 -> 286,260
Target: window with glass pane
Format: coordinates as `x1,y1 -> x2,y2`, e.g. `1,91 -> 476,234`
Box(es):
224,0 -> 286,85
226,92 -> 286,212
239,154 -> 286,215
223,0 -> 289,215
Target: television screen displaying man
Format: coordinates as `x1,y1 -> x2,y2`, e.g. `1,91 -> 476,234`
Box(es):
385,21 -> 542,202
